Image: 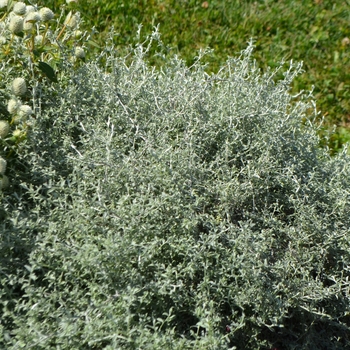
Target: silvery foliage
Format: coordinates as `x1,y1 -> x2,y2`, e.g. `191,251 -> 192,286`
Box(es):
1,32 -> 350,349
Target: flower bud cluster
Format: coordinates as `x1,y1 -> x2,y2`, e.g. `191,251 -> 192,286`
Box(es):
0,75 -> 33,192
0,0 -> 82,52
0,0 -> 87,192
1,2 -> 54,35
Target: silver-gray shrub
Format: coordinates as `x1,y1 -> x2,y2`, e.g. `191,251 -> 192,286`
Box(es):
1,34 -> 350,349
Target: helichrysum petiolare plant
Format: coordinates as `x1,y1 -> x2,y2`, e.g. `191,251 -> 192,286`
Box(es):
0,0 -> 90,190
0,25 -> 350,350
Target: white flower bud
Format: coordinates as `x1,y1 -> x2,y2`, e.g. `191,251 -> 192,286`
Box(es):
0,0 -> 7,9
0,157 -> 6,175
13,2 -> 26,15
9,15 -> 24,34
64,12 -> 79,28
25,11 -> 41,23
0,36 -> 6,45
0,175 -> 9,190
74,46 -> 85,59
39,7 -> 54,21
18,105 -> 33,117
7,98 -> 21,114
26,5 -> 35,14
0,120 -> 10,139
24,11 -> 41,30
12,129 -> 22,138
74,30 -> 82,39
12,77 -> 27,96
34,35 -> 43,45
23,20 -> 32,31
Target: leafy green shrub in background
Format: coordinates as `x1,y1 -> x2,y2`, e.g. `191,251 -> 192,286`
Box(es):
1,23 -> 349,348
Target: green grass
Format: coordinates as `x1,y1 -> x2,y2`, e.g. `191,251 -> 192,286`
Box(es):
43,0 -> 350,154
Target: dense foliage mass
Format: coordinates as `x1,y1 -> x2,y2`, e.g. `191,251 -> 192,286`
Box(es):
0,4 -> 350,349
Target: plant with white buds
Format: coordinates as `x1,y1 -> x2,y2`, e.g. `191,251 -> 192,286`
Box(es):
0,0 -> 91,200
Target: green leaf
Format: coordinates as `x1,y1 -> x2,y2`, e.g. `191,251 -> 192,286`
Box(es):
37,61 -> 58,83
88,40 -> 101,49
7,0 -> 14,12
32,49 -> 41,58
